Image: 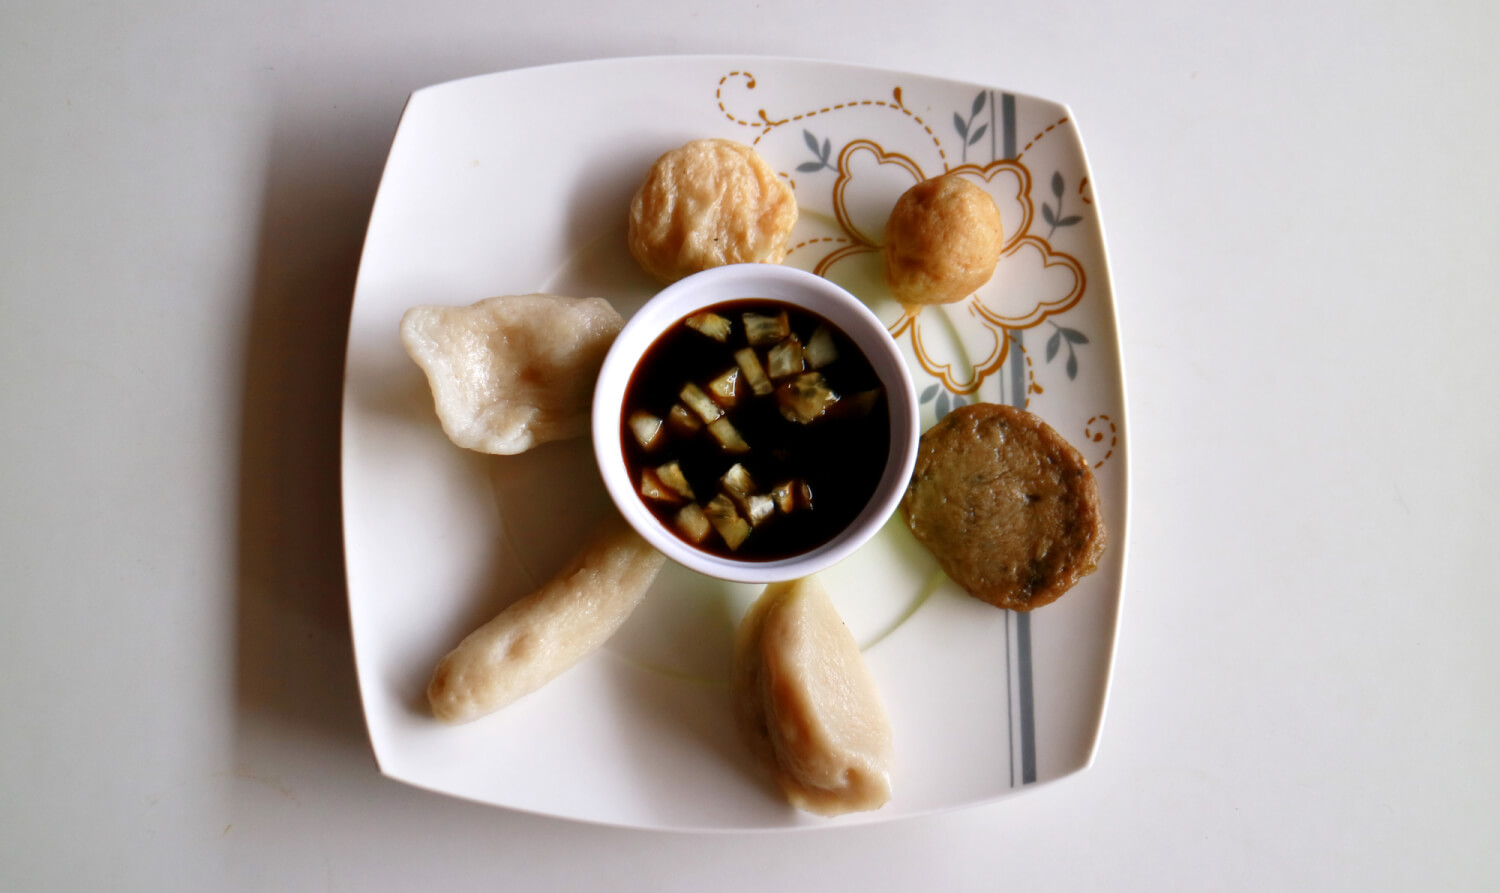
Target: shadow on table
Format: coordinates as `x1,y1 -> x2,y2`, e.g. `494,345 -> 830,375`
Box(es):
232,98 -> 394,759
228,48 -> 649,774
227,78 -> 650,841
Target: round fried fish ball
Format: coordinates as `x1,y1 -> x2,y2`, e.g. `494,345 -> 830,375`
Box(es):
628,139 -> 798,283
882,174 -> 1003,305
900,403 -> 1105,611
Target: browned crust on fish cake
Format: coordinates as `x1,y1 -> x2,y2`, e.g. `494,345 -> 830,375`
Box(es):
627,139 -> 798,284
882,175 -> 1003,306
900,403 -> 1105,611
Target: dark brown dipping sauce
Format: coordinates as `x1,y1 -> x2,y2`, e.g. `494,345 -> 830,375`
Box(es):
620,299 -> 890,560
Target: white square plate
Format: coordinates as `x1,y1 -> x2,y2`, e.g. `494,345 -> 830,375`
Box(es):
342,56 -> 1128,830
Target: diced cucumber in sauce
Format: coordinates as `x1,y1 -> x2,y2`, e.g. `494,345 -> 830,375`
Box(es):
804,325 -> 839,369
675,503 -> 712,542
766,335 -> 805,379
656,460 -> 695,500
734,348 -> 774,396
743,311 -> 790,346
797,480 -> 815,511
720,519 -> 751,551
705,494 -> 752,550
776,371 -> 839,423
680,382 -> 724,423
770,481 -> 795,513
719,462 -> 756,503
629,411 -> 665,449
743,493 -> 776,527
641,468 -> 679,502
708,367 -> 741,407
685,312 -> 732,342
668,402 -> 702,433
707,417 -> 750,453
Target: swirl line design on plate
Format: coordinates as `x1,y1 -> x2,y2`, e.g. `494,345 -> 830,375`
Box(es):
717,73 -> 946,162
783,235 -> 853,256
1017,337 -> 1038,408
1016,116 -> 1071,160
1083,414 -> 1117,469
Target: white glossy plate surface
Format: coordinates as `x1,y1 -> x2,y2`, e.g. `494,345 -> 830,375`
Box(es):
342,56 -> 1128,830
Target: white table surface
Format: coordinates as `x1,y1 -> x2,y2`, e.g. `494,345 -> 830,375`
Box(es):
3,1 -> 1497,889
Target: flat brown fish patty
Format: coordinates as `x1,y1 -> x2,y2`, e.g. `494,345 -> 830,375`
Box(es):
900,403 -> 1105,611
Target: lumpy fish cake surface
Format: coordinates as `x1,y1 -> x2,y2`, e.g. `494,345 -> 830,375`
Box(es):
882,174 -> 1003,306
400,294 -> 623,455
427,516 -> 665,724
731,577 -> 894,816
900,402 -> 1105,612
628,138 -> 798,283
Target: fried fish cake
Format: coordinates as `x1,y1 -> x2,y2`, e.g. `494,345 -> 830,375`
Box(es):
882,174 -> 1003,305
900,403 -> 1104,611
628,139 -> 798,283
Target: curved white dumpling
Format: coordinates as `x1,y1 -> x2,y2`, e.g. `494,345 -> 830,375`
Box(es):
400,294 -> 623,455
731,577 -> 894,816
428,516 -> 664,724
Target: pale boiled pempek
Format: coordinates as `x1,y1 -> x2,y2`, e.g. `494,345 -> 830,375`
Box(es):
731,576 -> 894,816
400,294 -> 623,455
427,515 -> 665,724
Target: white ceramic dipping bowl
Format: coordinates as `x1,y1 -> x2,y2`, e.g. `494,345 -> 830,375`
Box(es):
593,264 -> 919,583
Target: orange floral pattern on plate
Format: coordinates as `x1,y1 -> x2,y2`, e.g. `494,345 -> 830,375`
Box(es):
717,76 -> 1089,397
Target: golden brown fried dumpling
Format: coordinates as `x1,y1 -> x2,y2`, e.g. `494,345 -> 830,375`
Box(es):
628,139 -> 798,283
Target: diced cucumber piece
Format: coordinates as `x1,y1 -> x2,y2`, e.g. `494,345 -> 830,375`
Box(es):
734,348 -> 774,396
720,462 -> 756,503
743,493 -> 775,527
656,460 -> 695,500
668,402 -> 702,433
707,417 -> 750,453
804,325 -> 839,369
766,335 -> 805,380
770,481 -> 794,513
628,410 -> 665,449
685,312 -> 732,342
680,382 -> 724,423
705,494 -> 752,550
708,367 -> 741,407
775,371 -> 839,423
675,503 -> 712,542
640,468 -> 678,502
743,310 -> 790,346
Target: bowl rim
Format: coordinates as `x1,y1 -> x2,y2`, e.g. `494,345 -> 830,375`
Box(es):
592,264 -> 919,583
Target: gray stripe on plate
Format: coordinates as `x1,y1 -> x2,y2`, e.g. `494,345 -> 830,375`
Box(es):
1001,92 -> 1017,160
1007,327 -> 1037,784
